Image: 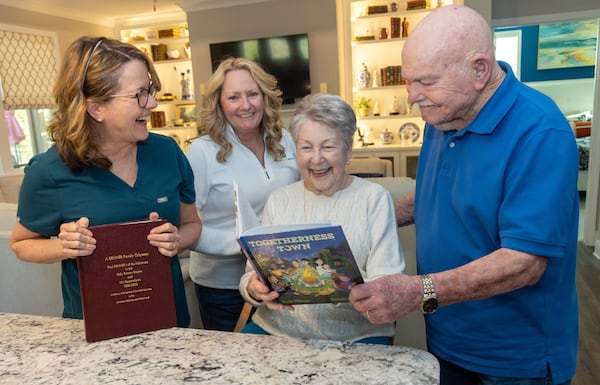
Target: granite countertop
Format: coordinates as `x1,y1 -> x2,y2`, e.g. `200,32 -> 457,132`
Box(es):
0,312 -> 439,385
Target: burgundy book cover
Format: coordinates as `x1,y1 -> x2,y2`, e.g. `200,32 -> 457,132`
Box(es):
77,218 -> 177,342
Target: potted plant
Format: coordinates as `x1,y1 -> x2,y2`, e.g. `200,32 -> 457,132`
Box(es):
354,96 -> 373,118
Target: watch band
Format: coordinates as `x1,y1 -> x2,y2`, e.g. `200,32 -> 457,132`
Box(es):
420,274 -> 438,314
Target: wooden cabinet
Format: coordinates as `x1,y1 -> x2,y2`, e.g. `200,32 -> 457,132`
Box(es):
352,144 -> 421,178
118,23 -> 196,129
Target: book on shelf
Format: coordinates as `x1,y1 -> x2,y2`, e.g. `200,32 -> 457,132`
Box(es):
407,0 -> 431,10
390,17 -> 402,38
237,223 -> 364,305
77,218 -> 177,342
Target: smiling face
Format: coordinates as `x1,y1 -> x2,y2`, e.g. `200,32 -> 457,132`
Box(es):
219,69 -> 264,136
94,59 -> 157,145
296,119 -> 351,196
401,57 -> 477,131
401,5 -> 495,131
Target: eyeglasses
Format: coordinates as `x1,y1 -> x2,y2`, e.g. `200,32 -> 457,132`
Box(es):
110,86 -> 157,108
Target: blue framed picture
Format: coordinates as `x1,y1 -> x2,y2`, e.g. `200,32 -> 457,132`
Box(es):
537,19 -> 598,70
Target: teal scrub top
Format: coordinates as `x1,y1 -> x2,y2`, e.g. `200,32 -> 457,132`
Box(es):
18,133 -> 195,326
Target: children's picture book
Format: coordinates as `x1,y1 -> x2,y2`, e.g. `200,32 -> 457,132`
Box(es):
237,223 -> 364,305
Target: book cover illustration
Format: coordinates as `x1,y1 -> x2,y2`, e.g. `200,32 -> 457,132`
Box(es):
238,224 -> 364,305
77,218 -> 177,342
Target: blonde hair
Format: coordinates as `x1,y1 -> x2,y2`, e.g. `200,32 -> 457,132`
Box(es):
198,57 -> 285,163
48,36 -> 160,172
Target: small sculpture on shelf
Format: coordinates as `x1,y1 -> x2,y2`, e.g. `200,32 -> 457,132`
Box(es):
180,70 -> 193,101
402,17 -> 409,37
184,42 -> 191,59
372,68 -> 381,87
373,100 -> 380,116
390,95 -> 401,115
356,126 -> 374,147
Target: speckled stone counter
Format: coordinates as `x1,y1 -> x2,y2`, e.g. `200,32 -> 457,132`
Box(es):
0,312 -> 438,384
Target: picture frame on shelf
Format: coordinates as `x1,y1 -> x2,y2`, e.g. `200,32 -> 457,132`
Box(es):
146,30 -> 158,40
175,104 -> 196,124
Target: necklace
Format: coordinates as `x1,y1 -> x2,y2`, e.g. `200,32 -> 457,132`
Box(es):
110,152 -> 137,187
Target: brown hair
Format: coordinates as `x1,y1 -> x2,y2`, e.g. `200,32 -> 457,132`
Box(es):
198,57 -> 285,163
48,36 -> 161,172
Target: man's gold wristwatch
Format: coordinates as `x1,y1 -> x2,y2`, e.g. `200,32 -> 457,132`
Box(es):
420,274 -> 438,314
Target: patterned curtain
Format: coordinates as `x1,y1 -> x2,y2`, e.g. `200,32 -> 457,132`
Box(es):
0,28 -> 58,110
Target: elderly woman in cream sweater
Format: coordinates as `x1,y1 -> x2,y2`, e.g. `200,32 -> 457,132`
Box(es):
239,93 -> 405,345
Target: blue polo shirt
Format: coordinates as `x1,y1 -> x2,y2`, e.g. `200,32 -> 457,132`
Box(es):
415,62 -> 579,382
18,133 -> 195,327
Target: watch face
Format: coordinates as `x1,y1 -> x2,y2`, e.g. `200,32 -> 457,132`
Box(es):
422,297 -> 438,314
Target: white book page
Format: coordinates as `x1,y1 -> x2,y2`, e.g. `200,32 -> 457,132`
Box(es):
234,182 -> 260,238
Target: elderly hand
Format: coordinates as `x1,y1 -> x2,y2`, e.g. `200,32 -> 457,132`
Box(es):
247,273 -> 294,311
146,212 -> 180,257
58,217 -> 96,259
349,273 -> 422,324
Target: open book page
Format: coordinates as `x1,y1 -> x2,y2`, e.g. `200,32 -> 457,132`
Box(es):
237,224 -> 364,304
233,182 -> 260,238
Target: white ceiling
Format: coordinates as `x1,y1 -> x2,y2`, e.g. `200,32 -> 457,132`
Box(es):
0,0 -> 183,27
0,0 -> 270,27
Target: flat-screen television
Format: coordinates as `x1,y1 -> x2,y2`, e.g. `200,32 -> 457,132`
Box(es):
209,33 -> 311,104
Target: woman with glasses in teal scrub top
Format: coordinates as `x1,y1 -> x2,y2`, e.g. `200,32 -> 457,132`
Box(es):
9,36 -> 202,327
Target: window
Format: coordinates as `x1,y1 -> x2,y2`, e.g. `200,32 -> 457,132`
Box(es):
0,24 -> 58,171
494,29 -> 522,79
6,109 -> 53,167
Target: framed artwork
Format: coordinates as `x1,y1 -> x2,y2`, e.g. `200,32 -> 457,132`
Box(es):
175,104 -> 196,124
537,19 -> 598,70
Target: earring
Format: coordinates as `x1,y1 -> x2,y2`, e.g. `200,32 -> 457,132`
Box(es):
96,117 -> 103,122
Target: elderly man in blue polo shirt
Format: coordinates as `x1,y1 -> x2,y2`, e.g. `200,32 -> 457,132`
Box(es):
349,5 -> 579,385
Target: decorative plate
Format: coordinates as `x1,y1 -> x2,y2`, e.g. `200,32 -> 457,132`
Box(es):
398,122 -> 420,144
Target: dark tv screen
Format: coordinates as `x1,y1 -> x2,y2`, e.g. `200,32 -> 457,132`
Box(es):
209,33 -> 311,104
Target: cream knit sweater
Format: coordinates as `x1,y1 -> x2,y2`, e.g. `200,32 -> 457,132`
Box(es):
239,177 -> 405,342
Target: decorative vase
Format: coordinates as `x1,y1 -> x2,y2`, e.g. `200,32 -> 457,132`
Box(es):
379,27 -> 388,39
380,128 -> 394,144
357,63 -> 371,88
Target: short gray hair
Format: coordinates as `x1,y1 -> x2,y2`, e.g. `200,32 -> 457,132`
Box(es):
288,93 -> 356,151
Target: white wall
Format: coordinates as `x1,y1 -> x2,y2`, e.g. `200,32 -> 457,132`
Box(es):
527,78 -> 595,116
